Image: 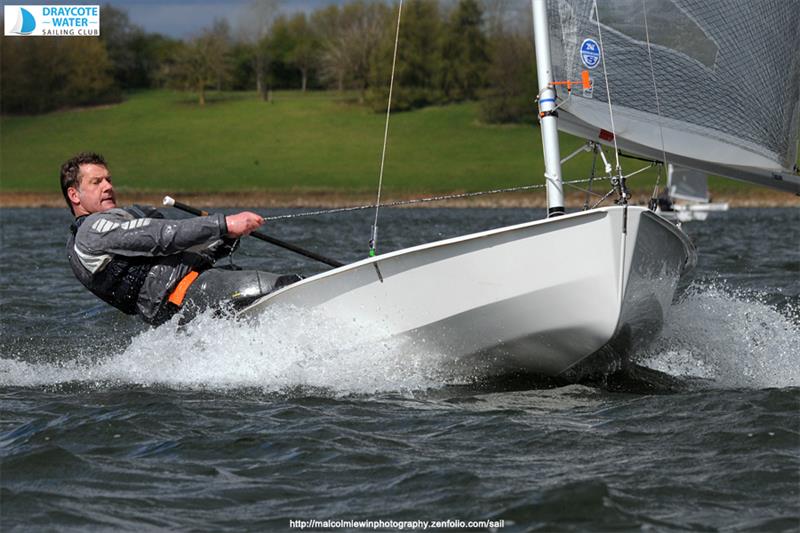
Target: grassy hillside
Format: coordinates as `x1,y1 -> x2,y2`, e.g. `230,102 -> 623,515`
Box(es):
0,90 -> 752,199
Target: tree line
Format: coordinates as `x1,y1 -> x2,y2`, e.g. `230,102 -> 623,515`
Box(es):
0,0 -> 537,123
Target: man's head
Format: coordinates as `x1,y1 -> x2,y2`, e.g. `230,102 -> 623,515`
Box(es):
60,152 -> 116,216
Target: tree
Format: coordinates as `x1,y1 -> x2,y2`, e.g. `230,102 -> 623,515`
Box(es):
168,26 -> 231,105
98,4 -> 179,90
209,18 -> 233,90
311,5 -> 347,91
228,41 -> 257,90
479,31 -> 538,123
99,4 -> 144,88
264,15 -> 301,90
1,36 -> 118,114
482,0 -> 531,37
369,0 -> 443,111
286,13 -> 319,92
482,0 -> 507,36
316,1 -> 390,101
238,0 -> 280,100
439,0 -> 490,101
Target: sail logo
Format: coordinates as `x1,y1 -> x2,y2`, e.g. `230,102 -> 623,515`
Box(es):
4,5 -> 100,37
5,7 -> 36,35
580,39 -> 601,69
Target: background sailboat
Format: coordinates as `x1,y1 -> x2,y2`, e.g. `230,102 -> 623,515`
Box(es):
656,164 -> 729,223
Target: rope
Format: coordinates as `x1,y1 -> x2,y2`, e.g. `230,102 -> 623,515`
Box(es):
370,0 -> 403,256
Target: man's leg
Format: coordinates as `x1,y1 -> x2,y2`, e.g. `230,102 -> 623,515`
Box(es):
181,269 -> 301,320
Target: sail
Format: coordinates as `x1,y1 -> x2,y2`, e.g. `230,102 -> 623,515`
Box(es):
546,0 -> 800,193
668,164 -> 707,203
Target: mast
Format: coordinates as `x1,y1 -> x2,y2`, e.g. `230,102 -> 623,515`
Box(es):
532,0 -> 565,217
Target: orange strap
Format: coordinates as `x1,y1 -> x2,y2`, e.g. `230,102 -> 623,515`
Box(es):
168,271 -> 199,306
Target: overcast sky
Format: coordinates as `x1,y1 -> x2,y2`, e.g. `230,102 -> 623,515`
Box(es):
4,0 -> 365,38
109,0 -> 363,37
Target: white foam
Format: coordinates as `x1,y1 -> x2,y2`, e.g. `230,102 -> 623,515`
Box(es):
0,305 -> 457,394
3,283 -> 797,392
640,282 -> 800,388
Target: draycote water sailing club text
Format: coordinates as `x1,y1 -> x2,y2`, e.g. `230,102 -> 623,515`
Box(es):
42,5 -> 98,34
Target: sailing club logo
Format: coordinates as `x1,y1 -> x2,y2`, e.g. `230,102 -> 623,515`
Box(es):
580,38 -> 601,69
4,5 -> 100,37
5,7 -> 36,35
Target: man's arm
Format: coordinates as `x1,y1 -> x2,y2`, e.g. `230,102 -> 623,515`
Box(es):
77,209 -> 262,257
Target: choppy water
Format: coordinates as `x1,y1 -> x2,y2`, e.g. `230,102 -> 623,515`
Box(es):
1,206 -> 798,531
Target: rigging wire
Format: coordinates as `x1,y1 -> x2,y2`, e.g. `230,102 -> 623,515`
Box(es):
583,144 -> 599,209
641,0 -> 669,207
258,168 -> 656,222
262,183 -> 556,221
590,187 -> 619,210
591,1 -> 621,170
591,0 -> 628,202
370,0 -> 403,257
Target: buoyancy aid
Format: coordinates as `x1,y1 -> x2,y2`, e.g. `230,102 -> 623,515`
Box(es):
69,207 -> 159,315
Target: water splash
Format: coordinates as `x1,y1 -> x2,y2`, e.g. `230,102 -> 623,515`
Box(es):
3,282 -> 797,393
640,281 -> 800,388
0,306 -> 457,394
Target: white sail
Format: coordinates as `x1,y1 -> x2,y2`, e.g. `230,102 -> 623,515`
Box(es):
547,0 -> 800,194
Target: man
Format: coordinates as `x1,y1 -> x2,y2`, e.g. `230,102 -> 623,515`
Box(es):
62,152 -> 299,325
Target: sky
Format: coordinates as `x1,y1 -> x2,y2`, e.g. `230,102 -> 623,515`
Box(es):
106,0 -> 361,37
3,0 -> 364,38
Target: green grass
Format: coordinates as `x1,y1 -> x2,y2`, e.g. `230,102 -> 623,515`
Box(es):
0,89 -> 753,196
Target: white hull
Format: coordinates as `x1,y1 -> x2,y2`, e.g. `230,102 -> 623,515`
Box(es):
241,206 -> 695,379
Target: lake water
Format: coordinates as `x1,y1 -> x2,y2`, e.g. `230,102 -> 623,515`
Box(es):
1,206 -> 798,531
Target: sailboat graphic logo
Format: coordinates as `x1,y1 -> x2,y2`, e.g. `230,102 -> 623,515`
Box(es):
580,38 -> 600,69
10,7 -> 36,35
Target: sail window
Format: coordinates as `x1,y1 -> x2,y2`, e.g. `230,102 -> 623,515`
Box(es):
592,0 -> 718,68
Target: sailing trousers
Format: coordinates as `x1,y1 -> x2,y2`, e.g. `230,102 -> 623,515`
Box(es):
178,268 -> 301,322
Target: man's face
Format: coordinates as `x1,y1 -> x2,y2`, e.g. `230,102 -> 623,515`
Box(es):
68,163 -> 116,216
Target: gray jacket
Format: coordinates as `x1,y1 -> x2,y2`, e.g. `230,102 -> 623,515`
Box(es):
67,206 -> 231,322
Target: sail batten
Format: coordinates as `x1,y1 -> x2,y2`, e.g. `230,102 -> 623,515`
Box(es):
547,0 -> 800,192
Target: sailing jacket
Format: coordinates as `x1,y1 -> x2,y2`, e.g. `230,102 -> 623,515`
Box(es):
67,205 -> 233,324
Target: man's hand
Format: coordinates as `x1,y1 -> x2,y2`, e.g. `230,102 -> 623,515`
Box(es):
225,211 -> 264,238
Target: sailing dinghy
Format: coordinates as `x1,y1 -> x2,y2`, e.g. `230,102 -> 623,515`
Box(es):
241,205 -> 693,378
656,165 -> 729,223
241,0 -> 798,380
